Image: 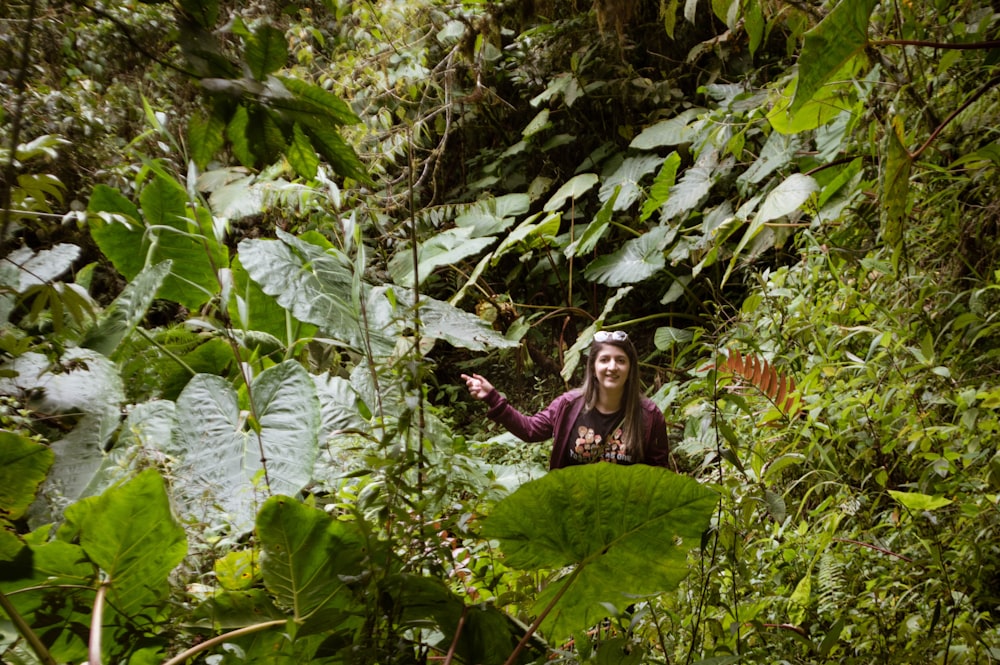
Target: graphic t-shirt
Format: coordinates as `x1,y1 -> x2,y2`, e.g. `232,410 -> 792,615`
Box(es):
566,407 -> 632,465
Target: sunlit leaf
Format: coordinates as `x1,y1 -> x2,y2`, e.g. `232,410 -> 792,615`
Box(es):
0,432 -> 54,521
888,490 -> 953,512
544,173 -> 600,212
629,109 -> 705,150
790,0 -> 876,114
256,496 -> 367,619
287,123 -> 320,179
388,226 -> 495,287
81,261 -> 172,356
482,465 -> 717,639
73,469 -> 187,617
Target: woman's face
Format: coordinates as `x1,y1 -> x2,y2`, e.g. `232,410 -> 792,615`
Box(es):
592,343 -> 630,394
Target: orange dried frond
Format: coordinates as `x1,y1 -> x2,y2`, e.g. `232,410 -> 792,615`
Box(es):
719,349 -> 800,417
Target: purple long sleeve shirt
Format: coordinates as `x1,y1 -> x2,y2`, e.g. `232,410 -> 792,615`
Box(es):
483,388 -> 671,470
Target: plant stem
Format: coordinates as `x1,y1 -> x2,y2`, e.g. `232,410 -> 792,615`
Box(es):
88,581 -> 108,665
160,619 -> 288,665
442,605 -> 468,665
0,588 -> 58,665
502,566 -> 583,665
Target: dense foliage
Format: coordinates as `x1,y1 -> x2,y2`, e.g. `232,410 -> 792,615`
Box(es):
2,0 -> 1000,663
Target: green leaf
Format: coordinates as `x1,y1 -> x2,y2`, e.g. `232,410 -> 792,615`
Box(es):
565,187 -> 619,259
640,152 -> 681,222
246,24 -> 288,80
287,122 -> 321,179
75,469 -> 187,617
790,0 -> 877,114
0,350 -> 125,523
887,490 -> 953,512
302,123 -> 369,184
881,115 -> 910,253
227,105 -> 255,166
279,77 -> 361,126
0,432 -> 54,520
168,361 -> 321,532
388,226 -> 495,287
756,173 -> 818,223
654,325 -> 693,351
482,465 -> 718,639
455,193 -> 530,237
90,175 -> 225,310
256,496 -> 367,619
81,260 -> 172,356
600,155 -> 663,211
188,108 -> 228,168
660,150 -> 724,221
629,109 -> 704,150
544,173 -> 600,212
584,226 -> 673,286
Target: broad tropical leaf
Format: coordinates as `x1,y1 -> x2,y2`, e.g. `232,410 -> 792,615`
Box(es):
388,226 -> 495,287
246,24 -> 287,80
0,350 -> 124,525
544,173 -> 599,212
69,469 -> 187,617
583,226 -> 673,286
790,0 -> 877,114
599,155 -> 663,211
81,260 -> 172,356
89,174 -> 226,309
629,109 -> 705,150
0,432 -> 54,520
169,361 -> 321,532
256,496 -> 367,619
482,464 -> 718,639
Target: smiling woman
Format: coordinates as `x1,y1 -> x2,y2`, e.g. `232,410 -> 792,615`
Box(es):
462,331 -> 671,469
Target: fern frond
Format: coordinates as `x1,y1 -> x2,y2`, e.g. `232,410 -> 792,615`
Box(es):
718,349 -> 800,417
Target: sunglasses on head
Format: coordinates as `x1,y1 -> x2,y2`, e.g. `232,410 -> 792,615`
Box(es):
593,330 -> 628,342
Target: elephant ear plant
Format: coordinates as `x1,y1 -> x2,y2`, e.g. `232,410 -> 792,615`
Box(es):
482,463 -> 718,663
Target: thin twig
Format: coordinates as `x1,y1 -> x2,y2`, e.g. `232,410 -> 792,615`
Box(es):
160,619 -> 288,665
833,537 -> 912,562
0,588 -> 58,665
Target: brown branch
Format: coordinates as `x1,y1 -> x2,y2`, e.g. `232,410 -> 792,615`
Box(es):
910,74 -> 1000,161
833,537 -> 912,562
871,39 -> 1000,51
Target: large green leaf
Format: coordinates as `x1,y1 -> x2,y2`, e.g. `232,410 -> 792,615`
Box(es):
583,226 -> 673,287
81,260 -> 172,356
0,350 -> 125,525
256,496 -> 367,619
629,109 -> 705,150
246,24 -> 287,80
0,432 -> 54,521
89,174 -> 226,310
482,464 -> 718,639
790,0 -> 877,114
455,193 -> 529,237
168,360 -> 321,532
279,77 -> 361,126
69,469 -> 187,618
0,537 -> 94,662
543,173 -> 599,213
659,149 -> 727,222
388,226 -> 496,287
599,155 -> 663,211
240,232 -> 515,355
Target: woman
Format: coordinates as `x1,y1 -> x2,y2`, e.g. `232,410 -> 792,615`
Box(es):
462,330 -> 671,469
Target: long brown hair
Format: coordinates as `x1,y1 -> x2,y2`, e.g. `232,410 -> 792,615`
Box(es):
579,337 -> 647,462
